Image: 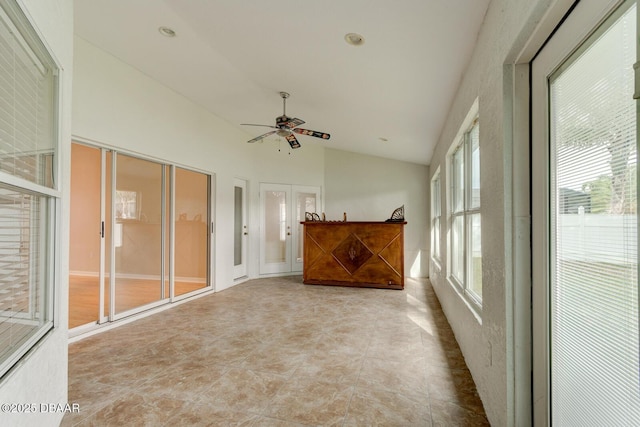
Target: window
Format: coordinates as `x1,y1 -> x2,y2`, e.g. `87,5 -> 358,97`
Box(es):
115,190 -> 139,219
0,1 -> 59,378
431,170 -> 441,264
448,115 -> 482,306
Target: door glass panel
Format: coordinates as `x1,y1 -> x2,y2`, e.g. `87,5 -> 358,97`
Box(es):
549,4 -> 639,424
296,192 -> 316,262
234,185 -> 243,266
114,154 -> 163,314
69,144 -> 101,328
265,190 -> 287,264
234,178 -> 248,278
174,167 -> 208,296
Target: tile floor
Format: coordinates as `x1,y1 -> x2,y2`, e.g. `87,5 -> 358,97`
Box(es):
62,276 -> 489,426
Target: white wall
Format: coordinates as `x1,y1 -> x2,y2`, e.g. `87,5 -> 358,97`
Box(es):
72,36 -> 326,289
0,1 -> 73,426
72,34 -> 431,289
427,0 -> 572,425
324,149 -> 430,278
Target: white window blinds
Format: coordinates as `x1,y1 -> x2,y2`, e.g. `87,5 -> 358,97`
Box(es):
0,4 -> 55,188
549,3 -> 639,424
0,0 -> 57,379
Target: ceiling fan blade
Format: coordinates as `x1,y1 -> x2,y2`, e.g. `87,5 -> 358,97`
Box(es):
285,134 -> 301,149
247,130 -> 276,143
241,123 -> 278,129
293,128 -> 331,140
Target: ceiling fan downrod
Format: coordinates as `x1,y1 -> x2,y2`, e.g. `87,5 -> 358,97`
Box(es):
280,91 -> 289,116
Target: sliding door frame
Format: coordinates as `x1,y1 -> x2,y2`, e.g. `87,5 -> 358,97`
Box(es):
530,0 -> 629,423
98,148 -> 107,324
171,166 -> 215,302
70,138 -> 215,330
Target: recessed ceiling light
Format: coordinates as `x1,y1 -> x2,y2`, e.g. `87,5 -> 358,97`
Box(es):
344,33 -> 365,46
158,26 -> 176,37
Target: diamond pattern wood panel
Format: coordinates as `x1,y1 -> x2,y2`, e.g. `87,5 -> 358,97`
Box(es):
302,221 -> 406,290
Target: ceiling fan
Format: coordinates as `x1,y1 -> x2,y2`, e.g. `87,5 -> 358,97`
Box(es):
241,92 -> 330,149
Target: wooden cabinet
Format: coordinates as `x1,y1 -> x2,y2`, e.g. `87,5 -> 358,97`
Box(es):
301,221 -> 406,290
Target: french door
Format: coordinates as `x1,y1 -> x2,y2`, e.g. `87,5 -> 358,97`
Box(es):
69,142 -> 213,329
532,0 -> 640,424
259,183 -> 320,275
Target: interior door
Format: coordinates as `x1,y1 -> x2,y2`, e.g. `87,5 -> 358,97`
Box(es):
259,183 -> 320,275
532,0 -> 640,424
233,178 -> 248,278
260,183 -> 291,274
292,186 -> 320,272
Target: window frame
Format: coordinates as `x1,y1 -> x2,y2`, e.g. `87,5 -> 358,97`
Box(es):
0,0 -> 61,379
447,103 -> 482,311
431,168 -> 442,267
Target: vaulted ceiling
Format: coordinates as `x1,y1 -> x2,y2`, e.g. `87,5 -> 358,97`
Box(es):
74,0 -> 490,165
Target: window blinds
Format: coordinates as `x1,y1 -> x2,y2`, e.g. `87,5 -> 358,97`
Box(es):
549,3 -> 639,424
0,187 -> 45,364
0,2 -> 56,378
0,5 -> 55,188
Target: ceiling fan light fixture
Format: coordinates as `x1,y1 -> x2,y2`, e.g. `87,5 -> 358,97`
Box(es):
344,32 -> 365,46
158,26 -> 176,37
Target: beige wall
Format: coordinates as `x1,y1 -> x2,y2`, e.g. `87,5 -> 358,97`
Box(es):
324,149 -> 430,278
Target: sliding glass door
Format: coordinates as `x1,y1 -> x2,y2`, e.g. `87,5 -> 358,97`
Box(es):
174,167 -> 210,296
112,153 -> 165,317
69,142 -> 213,329
532,0 -> 639,423
69,143 -> 102,328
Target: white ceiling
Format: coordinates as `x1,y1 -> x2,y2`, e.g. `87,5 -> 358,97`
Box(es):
74,0 -> 490,165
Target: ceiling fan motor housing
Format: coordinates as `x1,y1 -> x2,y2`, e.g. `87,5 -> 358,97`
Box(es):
276,115 -> 291,127
276,115 -> 293,136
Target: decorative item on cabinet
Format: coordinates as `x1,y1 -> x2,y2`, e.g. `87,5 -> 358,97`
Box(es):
385,205 -> 405,222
